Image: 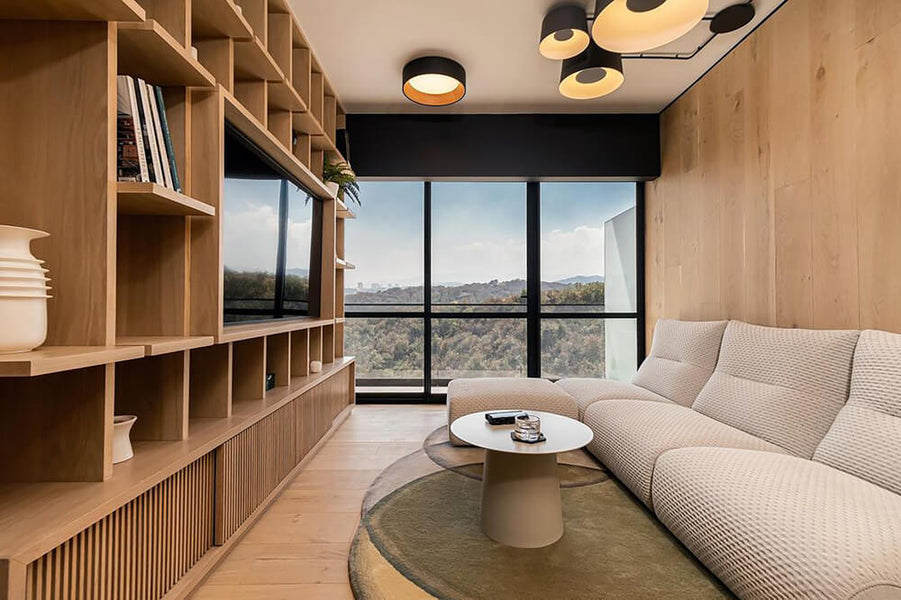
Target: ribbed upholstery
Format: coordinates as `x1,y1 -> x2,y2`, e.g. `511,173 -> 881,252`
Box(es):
631,319 -> 728,407
446,378 -> 578,446
814,330 -> 901,495
554,378 -> 670,419
582,400 -> 787,506
692,321 -> 859,457
653,448 -> 901,600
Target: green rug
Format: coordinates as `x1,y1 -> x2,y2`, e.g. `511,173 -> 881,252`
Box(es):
349,427 -> 733,600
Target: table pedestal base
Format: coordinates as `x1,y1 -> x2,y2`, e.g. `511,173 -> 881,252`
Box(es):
480,449 -> 563,548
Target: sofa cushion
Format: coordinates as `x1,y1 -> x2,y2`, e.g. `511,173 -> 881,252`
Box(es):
653,447 -> 901,600
814,330 -> 901,495
692,321 -> 859,457
446,378 -> 578,445
631,319 -> 728,407
554,378 -> 670,419
582,400 -> 787,506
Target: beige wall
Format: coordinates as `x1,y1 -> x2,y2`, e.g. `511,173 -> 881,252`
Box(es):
645,0 -> 901,347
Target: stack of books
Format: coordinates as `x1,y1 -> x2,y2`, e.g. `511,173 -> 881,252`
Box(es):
116,75 -> 182,192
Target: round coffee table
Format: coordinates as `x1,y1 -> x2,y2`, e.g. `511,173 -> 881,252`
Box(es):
450,410 -> 594,548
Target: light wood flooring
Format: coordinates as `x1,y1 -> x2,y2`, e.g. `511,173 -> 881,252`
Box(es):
191,404 -> 447,599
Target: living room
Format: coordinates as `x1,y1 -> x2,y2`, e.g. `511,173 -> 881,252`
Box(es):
0,0 -> 898,599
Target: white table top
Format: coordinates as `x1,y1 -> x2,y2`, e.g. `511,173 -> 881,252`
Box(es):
450,411 -> 594,456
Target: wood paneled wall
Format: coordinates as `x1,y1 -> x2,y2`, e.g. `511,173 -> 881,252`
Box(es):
646,0 -> 901,345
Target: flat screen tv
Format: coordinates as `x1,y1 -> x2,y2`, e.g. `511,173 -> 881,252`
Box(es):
223,123 -> 321,323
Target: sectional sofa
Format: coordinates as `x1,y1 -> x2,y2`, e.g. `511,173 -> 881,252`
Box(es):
447,319 -> 901,600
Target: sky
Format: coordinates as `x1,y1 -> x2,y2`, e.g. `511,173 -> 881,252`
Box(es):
345,181 -> 636,288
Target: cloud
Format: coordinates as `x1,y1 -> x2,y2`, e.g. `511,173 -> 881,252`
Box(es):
542,225 -> 605,281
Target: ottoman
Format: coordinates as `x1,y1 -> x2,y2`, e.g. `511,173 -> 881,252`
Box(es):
447,377 -> 579,445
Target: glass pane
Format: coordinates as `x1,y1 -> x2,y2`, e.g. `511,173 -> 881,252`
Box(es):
541,318 -> 637,380
432,183 -> 526,313
283,183 -> 315,313
345,317 -> 424,383
222,177 -> 281,322
431,318 -> 527,381
540,183 -> 637,313
345,182 -> 424,312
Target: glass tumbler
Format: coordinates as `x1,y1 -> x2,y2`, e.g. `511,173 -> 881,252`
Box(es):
513,413 -> 541,442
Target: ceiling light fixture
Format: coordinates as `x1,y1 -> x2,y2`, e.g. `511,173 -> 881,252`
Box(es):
539,4 -> 590,60
592,0 -> 709,53
559,43 -> 624,100
402,56 -> 466,107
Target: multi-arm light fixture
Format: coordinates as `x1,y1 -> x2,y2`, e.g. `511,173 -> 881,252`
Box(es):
591,0 -> 709,54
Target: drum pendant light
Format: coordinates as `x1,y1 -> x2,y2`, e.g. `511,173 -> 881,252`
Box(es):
539,4 -> 590,60
402,56 -> 466,106
592,0 -> 709,53
559,43 -> 624,100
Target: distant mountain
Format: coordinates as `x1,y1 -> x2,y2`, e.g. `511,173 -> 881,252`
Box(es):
556,275 -> 604,285
286,268 -> 309,277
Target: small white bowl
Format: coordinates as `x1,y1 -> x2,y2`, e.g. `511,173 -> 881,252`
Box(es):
0,295 -> 47,353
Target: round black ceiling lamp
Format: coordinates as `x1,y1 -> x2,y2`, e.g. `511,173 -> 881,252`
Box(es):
402,56 -> 466,107
710,3 -> 756,34
592,0 -> 709,53
539,4 -> 590,60
559,43 -> 624,100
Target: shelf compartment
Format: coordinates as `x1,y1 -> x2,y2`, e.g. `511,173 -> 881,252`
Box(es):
116,351 -> 189,441
234,36 -> 282,81
190,344 -> 232,418
118,20 -> 216,88
192,0 -> 252,39
267,11 -> 292,77
117,335 -> 214,356
335,322 -> 344,359
322,323 -> 335,364
268,79 -> 305,112
234,0 -> 267,42
289,329 -> 309,378
266,332 -> 290,387
0,0 -> 145,21
0,346 -> 144,377
309,326 -> 322,363
232,337 -> 265,403
223,88 -> 332,199
117,182 -> 216,216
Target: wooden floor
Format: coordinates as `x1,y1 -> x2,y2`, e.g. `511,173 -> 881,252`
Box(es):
191,404 -> 447,599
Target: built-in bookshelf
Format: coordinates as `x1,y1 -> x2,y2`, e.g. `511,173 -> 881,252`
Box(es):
0,2 -> 353,598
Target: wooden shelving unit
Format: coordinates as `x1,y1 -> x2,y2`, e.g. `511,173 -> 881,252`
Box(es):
0,1 -> 354,597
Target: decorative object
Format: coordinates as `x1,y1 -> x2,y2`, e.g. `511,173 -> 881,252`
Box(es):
539,4 -> 590,60
0,225 -> 51,353
348,426 -> 730,599
402,56 -> 466,107
310,360 -> 322,373
512,413 -> 542,442
710,3 -> 755,34
322,160 -> 361,205
265,372 -> 276,391
559,43 -> 624,99
592,0 -> 709,53
112,415 -> 138,464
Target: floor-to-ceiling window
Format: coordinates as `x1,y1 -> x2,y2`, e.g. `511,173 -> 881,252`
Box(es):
345,180 -> 642,400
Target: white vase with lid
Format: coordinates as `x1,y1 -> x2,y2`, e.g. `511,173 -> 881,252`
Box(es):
0,225 -> 51,353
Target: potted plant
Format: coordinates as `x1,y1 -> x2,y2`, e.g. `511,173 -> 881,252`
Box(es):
322,160 -> 361,205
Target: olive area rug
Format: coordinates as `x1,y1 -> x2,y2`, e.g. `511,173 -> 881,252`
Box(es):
348,427 -> 734,600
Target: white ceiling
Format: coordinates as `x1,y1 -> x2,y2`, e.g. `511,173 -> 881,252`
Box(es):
289,0 -> 783,114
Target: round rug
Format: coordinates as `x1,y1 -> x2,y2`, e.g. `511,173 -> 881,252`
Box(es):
349,427 -> 734,600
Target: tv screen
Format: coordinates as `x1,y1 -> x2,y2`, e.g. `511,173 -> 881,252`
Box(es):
223,123 -> 321,323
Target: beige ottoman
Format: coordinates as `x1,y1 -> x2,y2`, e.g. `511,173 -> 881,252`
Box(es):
446,377 -> 579,446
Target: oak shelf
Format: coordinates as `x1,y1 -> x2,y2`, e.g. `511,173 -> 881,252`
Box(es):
0,346 -> 145,377
336,258 -> 355,270
336,199 -> 356,219
117,182 -> 216,216
218,317 -> 335,344
0,358 -> 354,563
0,0 -> 145,21
117,336 -> 215,356
118,20 -> 216,88
192,0 -> 252,40
234,36 -> 283,82
269,79 -> 306,112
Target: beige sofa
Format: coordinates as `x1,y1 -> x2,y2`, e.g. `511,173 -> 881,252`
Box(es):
447,319 -> 901,599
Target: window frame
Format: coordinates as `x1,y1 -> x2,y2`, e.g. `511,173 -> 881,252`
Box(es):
348,181 -> 646,401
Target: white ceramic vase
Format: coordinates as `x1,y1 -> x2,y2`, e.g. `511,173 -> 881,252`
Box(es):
0,225 -> 51,354
113,415 -> 138,464
310,360 -> 322,373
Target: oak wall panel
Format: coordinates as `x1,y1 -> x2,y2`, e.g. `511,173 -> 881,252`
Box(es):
646,0 -> 901,343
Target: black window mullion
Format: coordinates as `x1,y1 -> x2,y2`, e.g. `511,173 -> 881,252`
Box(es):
636,182 -> 647,364
526,182 -> 541,378
273,179 -> 289,318
423,181 -> 432,400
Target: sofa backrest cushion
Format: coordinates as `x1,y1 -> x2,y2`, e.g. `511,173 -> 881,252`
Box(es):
692,321 -> 859,458
813,330 -> 901,495
631,319 -> 728,407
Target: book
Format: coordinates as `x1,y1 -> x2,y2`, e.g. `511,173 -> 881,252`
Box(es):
153,86 -> 182,192
133,78 -> 162,184
146,84 -> 173,189
116,75 -> 148,182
